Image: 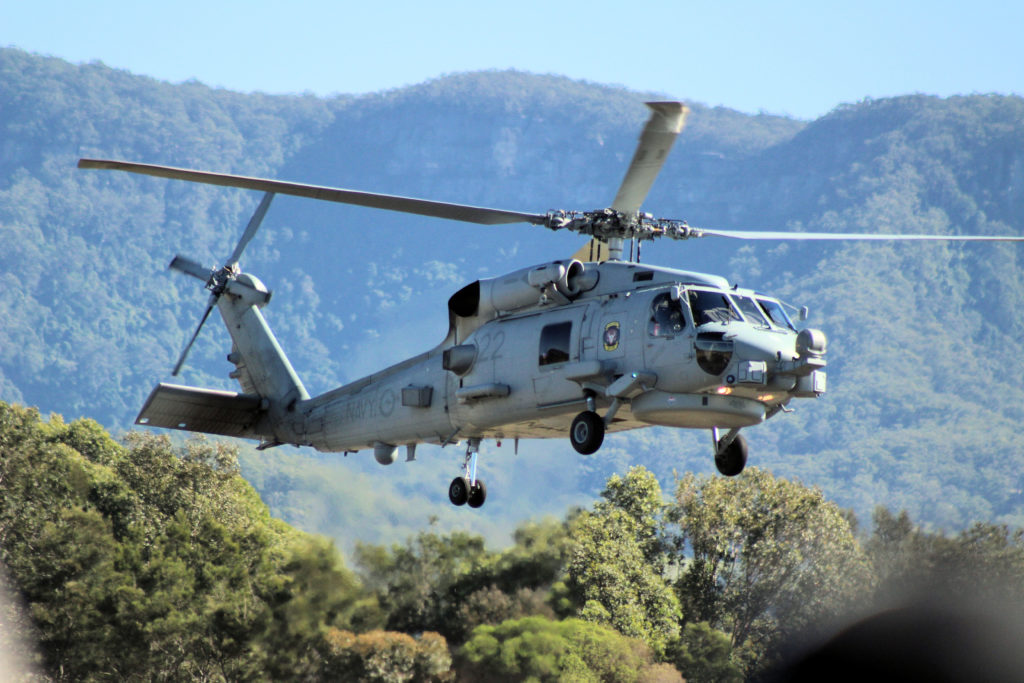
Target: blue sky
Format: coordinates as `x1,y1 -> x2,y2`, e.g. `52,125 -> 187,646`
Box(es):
3,0 -> 1022,120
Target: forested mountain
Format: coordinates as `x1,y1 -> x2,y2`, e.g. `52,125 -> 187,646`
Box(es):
2,46 -> 1023,544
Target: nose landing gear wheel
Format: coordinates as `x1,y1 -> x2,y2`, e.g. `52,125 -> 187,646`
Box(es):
449,476 -> 470,505
715,433 -> 748,476
570,410 -> 605,455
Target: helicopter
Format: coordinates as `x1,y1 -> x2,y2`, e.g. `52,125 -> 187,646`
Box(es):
79,101 -> 1024,509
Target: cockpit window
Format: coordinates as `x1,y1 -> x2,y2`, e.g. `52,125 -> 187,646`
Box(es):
757,298 -> 796,331
688,290 -> 741,325
730,295 -> 770,327
648,293 -> 686,337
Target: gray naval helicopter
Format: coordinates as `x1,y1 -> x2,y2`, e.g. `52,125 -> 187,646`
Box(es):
79,102 -> 1024,508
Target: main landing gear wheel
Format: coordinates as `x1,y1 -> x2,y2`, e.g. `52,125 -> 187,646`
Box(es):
715,433 -> 748,477
570,411 -> 605,455
451,437 -> 488,508
449,476 -> 486,507
449,476 -> 470,506
467,480 -> 487,508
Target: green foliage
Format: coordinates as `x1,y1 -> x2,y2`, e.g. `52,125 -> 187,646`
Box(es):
354,517 -> 572,643
457,615 -> 681,683
669,468 -> 873,672
567,468 -> 681,656
666,622 -> 743,683
6,401 -> 1024,680
867,505 -> 1024,605
354,529 -> 487,640
0,401 -> 370,680
599,466 -> 666,561
321,629 -> 452,682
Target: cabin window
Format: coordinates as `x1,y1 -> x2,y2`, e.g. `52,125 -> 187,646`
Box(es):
539,322 -> 572,366
688,290 -> 741,325
730,295 -> 770,327
648,293 -> 686,337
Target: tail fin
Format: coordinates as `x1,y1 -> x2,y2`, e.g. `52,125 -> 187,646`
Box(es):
217,273 -> 309,407
135,273 -> 308,443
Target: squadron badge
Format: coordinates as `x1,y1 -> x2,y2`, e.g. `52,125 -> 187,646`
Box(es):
603,321 -> 620,351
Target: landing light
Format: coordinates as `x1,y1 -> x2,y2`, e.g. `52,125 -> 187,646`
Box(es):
757,394 -> 776,402
715,386 -> 732,395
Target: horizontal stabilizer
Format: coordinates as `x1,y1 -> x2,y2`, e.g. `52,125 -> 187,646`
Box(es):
136,383 -> 266,439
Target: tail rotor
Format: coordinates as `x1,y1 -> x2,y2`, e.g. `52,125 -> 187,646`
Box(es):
168,191 -> 276,376
171,296 -> 216,376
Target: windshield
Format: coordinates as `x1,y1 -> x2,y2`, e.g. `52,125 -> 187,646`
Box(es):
730,295 -> 770,327
688,290 -> 741,325
756,298 -> 796,331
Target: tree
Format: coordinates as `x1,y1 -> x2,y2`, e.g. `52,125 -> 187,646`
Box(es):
0,403 -> 365,680
354,517 -> 572,643
670,468 -> 873,671
354,529 -> 488,640
321,629 -> 452,682
457,615 -> 682,683
867,505 -> 1024,605
455,584 -> 555,637
567,467 -> 681,656
665,621 -> 742,683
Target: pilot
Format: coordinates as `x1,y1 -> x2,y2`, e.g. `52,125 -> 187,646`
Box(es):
649,296 -> 684,336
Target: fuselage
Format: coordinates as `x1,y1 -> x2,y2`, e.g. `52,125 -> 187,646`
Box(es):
283,260 -> 827,459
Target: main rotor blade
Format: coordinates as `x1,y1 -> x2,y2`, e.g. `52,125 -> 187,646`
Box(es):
79,158 -> 547,226
172,298 -> 215,376
169,255 -> 211,281
227,191 -> 274,268
611,102 -> 689,215
695,228 -> 1024,241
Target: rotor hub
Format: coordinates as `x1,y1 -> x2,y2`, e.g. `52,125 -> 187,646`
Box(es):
543,209 -> 699,244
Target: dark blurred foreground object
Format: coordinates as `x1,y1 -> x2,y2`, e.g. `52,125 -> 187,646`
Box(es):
773,597 -> 1024,682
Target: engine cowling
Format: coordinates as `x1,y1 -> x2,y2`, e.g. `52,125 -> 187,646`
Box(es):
448,260 -> 596,321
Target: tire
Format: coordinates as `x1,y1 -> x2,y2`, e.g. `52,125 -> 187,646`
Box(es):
715,434 -> 748,477
448,476 -> 470,505
570,411 -> 605,455
467,480 -> 487,508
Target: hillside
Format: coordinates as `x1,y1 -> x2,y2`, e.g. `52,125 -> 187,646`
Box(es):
1,47 -> 1023,541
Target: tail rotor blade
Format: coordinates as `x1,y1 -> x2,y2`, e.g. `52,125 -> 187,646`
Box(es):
227,191 -> 274,269
172,297 -> 215,376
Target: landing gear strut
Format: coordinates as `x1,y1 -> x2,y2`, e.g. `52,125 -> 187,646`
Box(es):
449,438 -> 487,508
713,428 -> 748,476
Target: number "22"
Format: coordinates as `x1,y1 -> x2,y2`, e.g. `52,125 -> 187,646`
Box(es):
477,330 -> 505,362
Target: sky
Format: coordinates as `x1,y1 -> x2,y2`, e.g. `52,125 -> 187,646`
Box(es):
3,0 -> 1023,120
